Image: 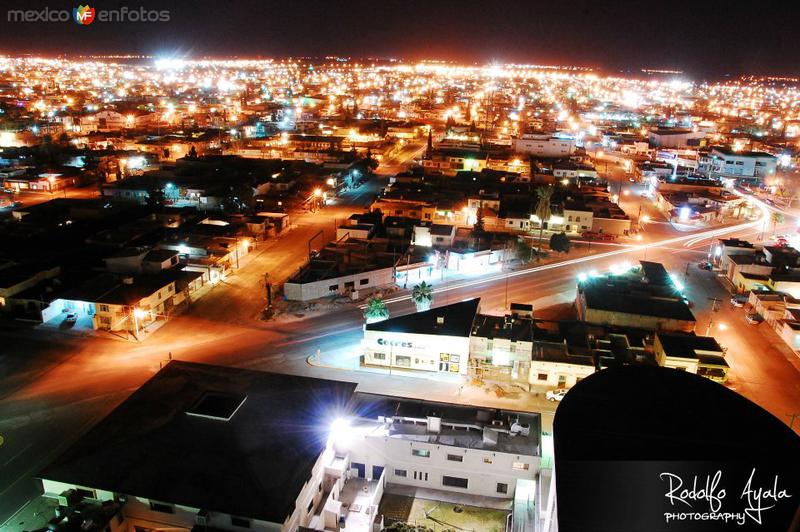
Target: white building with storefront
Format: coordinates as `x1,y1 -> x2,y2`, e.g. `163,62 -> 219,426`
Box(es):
362,298 -> 480,374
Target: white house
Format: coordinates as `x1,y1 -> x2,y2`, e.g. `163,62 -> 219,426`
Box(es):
511,134 -> 575,157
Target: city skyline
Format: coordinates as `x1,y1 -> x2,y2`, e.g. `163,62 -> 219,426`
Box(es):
0,0 -> 798,78
0,5 -> 799,531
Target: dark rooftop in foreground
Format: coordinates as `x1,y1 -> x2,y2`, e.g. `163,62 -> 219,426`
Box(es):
365,298 -> 481,337
40,361 -> 358,523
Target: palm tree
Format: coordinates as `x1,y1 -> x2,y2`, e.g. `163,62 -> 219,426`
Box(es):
411,281 -> 433,312
364,297 -> 389,324
771,211 -> 785,234
534,186 -> 554,260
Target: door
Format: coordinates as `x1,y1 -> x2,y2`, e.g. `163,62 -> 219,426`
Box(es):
352,462 -> 366,479
557,375 -> 567,388
372,465 -> 384,480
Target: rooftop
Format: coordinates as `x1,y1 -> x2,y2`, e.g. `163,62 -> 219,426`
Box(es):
656,332 -> 724,359
40,361 -> 359,523
366,298 -> 481,338
349,393 -> 540,456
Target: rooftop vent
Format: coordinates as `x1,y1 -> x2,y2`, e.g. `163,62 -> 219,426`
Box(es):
436,316 -> 445,326
186,391 -> 247,422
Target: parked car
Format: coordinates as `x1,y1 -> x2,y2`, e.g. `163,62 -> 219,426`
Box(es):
730,297 -> 746,308
546,389 -> 568,402
64,312 -> 78,324
745,313 -> 763,325
698,261 -> 713,270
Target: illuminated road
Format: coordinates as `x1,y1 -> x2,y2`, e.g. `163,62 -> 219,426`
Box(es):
2,182 -> 800,524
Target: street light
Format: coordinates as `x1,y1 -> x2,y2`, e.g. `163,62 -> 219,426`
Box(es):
132,307 -> 148,340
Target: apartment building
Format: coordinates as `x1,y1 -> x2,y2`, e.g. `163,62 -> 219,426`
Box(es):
39,361 -> 545,532
708,146 -> 777,182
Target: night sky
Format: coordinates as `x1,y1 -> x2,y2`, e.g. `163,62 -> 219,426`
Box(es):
1,0 -> 798,79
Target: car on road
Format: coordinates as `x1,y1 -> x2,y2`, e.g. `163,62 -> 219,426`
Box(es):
731,296 -> 747,307
698,261 -> 713,270
745,313 -> 763,325
546,389 -> 568,402
64,312 -> 78,324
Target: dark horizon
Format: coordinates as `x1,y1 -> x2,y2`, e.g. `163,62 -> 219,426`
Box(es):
0,0 -> 799,80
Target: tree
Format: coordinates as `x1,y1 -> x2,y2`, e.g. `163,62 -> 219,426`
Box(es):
470,205 -> 485,247
145,177 -> 164,209
364,297 -> 389,324
411,281 -> 433,312
188,145 -> 198,159
515,236 -> 532,262
533,186 -> 554,260
550,232 -> 571,254
771,211 -> 785,234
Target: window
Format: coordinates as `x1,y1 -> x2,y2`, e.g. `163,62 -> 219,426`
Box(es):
412,448 -> 430,458
484,457 -> 493,464
512,462 -> 530,471
537,373 -> 548,381
307,500 -> 314,513
497,483 -> 508,494
395,469 -> 407,477
230,517 -> 251,529
328,284 -> 338,291
396,355 -> 411,367
425,472 -> 429,481
98,304 -> 109,312
149,502 -> 174,514
442,476 -> 469,489
360,278 -> 369,285
447,454 -> 463,462
99,316 -> 111,325
373,352 -> 386,361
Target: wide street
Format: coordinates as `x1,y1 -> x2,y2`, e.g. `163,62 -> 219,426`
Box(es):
1,151 -> 800,524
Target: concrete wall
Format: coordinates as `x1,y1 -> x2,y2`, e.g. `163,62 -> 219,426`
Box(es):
284,266 -> 396,301
592,216 -> 631,236
336,431 -> 539,500
528,360 -> 595,388
582,307 -> 695,333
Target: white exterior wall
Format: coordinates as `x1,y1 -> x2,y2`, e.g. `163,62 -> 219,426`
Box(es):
592,216 -> 631,236
362,329 -> 470,375
339,433 -> 539,500
284,267 -> 395,301
710,150 -> 777,179
528,360 -> 595,388
563,209 -> 593,233
662,356 -> 700,373
512,136 -> 575,157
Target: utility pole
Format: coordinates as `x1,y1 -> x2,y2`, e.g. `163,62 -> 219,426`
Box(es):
705,297 -> 721,336
264,272 -> 272,309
